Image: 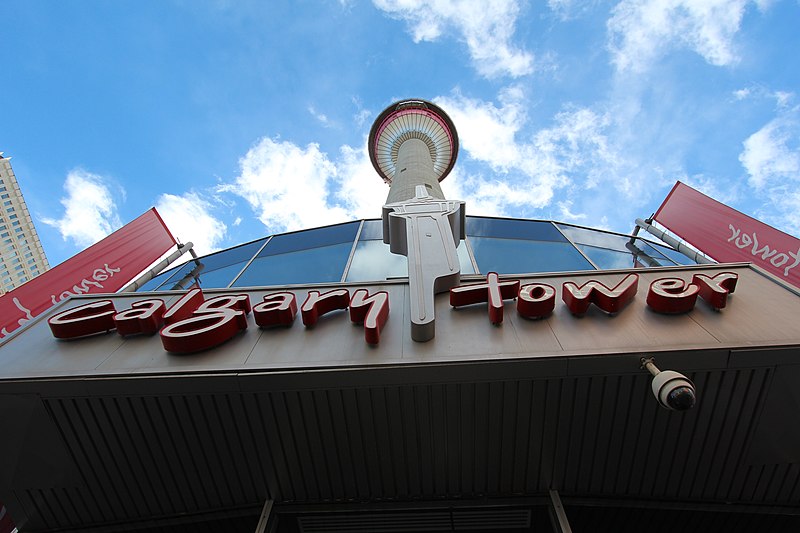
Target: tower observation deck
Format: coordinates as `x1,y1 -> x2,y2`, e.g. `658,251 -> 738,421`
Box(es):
368,99 -> 459,204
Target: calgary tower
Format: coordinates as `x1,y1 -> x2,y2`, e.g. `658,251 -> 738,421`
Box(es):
368,99 -> 465,341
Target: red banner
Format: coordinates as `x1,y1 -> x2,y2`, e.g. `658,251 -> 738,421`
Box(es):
0,208 -> 176,338
0,504 -> 13,533
654,182 -> 800,288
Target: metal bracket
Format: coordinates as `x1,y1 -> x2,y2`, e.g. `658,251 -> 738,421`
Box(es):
548,490 -> 573,533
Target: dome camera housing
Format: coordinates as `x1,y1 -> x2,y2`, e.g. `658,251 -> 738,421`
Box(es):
651,370 -> 696,411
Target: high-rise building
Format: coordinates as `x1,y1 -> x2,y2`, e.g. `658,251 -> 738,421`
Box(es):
0,153 -> 49,294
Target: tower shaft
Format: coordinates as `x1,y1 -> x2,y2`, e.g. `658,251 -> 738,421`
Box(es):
387,138 -> 445,204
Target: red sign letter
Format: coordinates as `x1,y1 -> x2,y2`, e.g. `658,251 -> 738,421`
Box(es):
517,283 -> 556,319
349,289 -> 390,345
162,288 -> 205,325
562,273 -> 638,316
197,294 -> 251,315
646,278 -> 699,314
692,272 -> 738,310
114,299 -> 166,336
160,308 -> 248,354
159,293 -> 251,353
253,292 -> 297,328
301,289 -> 350,327
450,272 -> 520,325
48,300 -> 117,339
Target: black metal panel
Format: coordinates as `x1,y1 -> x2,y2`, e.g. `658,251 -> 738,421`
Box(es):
566,504 -> 800,533
7,361 -> 800,531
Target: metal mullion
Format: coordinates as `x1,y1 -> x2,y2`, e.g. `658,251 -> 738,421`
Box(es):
462,235 -> 480,275
227,236 -> 273,288
340,220 -> 365,282
552,222 -> 599,270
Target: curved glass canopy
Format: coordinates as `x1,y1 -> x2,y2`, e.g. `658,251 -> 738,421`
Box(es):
137,216 -> 700,292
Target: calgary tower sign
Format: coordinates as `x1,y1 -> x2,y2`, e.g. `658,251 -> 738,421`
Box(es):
44,100 -> 741,354
46,270 -> 739,355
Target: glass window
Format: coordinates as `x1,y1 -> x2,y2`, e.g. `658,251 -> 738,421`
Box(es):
649,243 -> 698,265
557,224 -> 681,268
258,221 -> 359,257
557,224 -> 629,248
156,261 -> 204,290
136,267 -> 179,292
577,244 -> 639,270
191,238 -> 267,288
346,240 -> 408,281
357,219 -> 384,240
139,238 -> 269,291
233,222 -> 359,287
234,242 -> 353,286
346,239 -> 475,281
467,217 -> 567,242
470,237 -> 594,274
457,242 -> 476,274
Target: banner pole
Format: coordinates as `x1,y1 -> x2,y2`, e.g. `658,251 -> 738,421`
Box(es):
634,219 -> 715,264
120,242 -> 196,292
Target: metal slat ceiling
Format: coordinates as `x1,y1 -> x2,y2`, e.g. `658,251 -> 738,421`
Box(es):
8,363 -> 800,531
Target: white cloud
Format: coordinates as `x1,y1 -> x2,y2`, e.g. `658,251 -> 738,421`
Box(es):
733,87 -> 751,100
548,0 -> 597,20
224,88 -> 649,235
336,143 -> 391,218
436,87 -> 526,170
308,105 -> 333,127
775,91 -> 794,108
222,137 -> 351,232
435,89 -> 634,218
740,117 -> 800,189
557,199 -> 589,221
732,85 -> 795,108
42,169 -> 123,248
352,96 -> 372,128
739,110 -> 800,234
373,0 -> 533,78
154,192 -> 228,256
607,0 -> 761,72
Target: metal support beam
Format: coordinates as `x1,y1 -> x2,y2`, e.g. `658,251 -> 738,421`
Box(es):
120,242 -> 196,292
254,499 -> 274,533
549,490 -> 573,533
634,218 -> 715,264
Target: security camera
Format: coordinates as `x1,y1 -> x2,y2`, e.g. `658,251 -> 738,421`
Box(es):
641,357 -> 696,411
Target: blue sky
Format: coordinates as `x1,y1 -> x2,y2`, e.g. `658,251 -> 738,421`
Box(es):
2,0 -> 799,266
